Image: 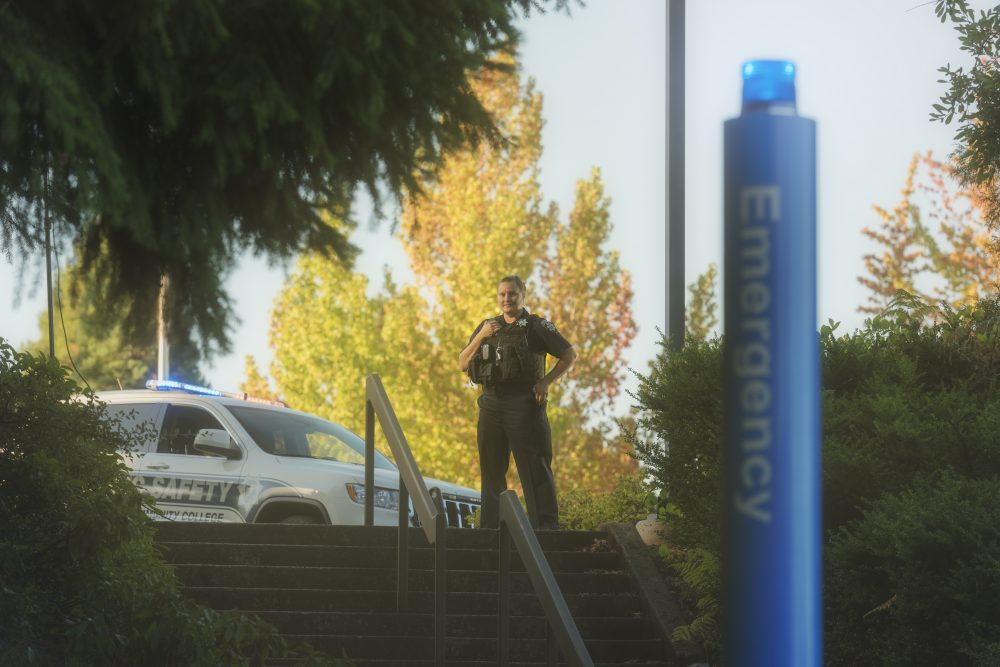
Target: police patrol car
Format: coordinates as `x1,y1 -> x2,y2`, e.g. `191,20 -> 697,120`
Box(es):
101,380 -> 481,527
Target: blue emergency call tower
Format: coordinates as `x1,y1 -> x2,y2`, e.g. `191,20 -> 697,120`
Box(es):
722,60 -> 821,666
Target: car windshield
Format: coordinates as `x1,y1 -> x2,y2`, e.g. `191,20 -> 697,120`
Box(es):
227,405 -> 395,470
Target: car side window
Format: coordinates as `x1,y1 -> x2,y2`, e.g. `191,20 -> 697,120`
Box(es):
306,432 -> 366,465
158,405 -> 227,456
104,403 -> 162,454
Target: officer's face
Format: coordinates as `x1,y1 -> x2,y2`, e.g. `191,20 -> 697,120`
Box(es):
497,281 -> 525,316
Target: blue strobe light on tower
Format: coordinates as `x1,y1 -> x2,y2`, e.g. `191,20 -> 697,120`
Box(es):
722,60 -> 821,666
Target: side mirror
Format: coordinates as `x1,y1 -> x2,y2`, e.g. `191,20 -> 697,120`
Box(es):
193,428 -> 241,460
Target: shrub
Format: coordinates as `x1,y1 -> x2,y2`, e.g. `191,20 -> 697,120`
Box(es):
0,340 -> 337,665
626,296 -> 1000,664
557,471 -> 651,531
826,474 -> 1000,666
626,334 -> 724,658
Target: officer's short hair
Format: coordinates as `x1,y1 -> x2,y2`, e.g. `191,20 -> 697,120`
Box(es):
498,275 -> 526,294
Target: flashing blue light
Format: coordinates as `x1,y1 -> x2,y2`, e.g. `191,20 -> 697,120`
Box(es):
144,378 -> 287,407
742,59 -> 797,108
146,379 -> 223,397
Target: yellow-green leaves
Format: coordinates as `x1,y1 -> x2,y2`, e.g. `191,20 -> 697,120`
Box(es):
264,59 -> 638,493
859,152 -> 998,316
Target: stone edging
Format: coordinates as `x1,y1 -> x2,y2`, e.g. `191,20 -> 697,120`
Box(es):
601,521 -> 690,664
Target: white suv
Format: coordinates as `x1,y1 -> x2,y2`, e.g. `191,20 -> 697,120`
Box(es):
100,382 -> 480,527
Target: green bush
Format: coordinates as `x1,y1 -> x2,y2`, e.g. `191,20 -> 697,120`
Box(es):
826,474 -> 1000,666
626,296 -> 1000,664
628,334 -> 724,553
0,340 -> 338,665
557,471 -> 651,531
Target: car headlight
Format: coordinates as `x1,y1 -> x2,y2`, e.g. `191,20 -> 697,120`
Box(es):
345,483 -> 400,511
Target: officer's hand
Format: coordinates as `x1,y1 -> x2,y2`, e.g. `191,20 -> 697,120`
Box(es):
480,320 -> 501,339
533,381 -> 549,405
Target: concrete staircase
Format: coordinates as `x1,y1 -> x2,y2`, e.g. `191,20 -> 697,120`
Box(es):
153,522 -> 679,666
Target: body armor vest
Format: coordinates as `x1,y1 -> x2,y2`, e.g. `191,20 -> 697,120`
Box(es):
470,316 -> 545,387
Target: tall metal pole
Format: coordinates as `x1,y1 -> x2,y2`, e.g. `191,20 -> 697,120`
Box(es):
157,273 -> 170,380
666,0 -> 686,350
44,196 -> 54,358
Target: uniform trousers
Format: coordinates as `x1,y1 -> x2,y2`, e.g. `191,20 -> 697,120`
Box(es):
477,388 -> 559,530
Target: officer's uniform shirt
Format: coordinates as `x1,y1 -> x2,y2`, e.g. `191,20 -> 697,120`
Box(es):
468,308 -> 572,395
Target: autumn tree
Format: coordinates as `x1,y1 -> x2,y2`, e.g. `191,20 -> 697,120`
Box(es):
263,59 -> 637,493
240,356 -> 279,403
858,151 -> 998,314
858,155 -> 934,313
0,0 -> 568,351
686,263 -> 719,341
918,152 -> 999,302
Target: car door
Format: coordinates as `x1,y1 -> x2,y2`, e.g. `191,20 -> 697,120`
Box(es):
104,401 -> 165,480
138,402 -> 249,522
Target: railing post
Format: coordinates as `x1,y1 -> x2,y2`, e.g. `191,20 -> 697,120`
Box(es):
397,482 -> 410,612
364,399 -> 375,527
498,491 -> 593,667
498,521 -> 511,667
434,504 -> 447,666
365,376 -> 455,665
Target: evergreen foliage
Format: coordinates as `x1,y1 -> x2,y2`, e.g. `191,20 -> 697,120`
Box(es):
0,339 -> 337,665
932,1 -> 1000,237
0,0 -> 568,351
627,296 -> 1000,664
827,474 -> 1000,666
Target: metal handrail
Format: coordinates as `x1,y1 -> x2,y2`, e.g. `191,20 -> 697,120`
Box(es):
364,374 -> 447,666
498,490 -> 593,667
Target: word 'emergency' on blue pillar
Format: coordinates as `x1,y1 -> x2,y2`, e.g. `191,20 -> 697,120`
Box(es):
722,59 -> 822,667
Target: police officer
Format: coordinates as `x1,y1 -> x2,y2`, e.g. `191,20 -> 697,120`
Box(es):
458,275 -> 576,530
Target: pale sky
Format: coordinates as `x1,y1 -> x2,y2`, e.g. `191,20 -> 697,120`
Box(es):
0,0 -> 988,401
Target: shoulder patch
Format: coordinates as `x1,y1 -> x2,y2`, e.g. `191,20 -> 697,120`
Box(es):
540,319 -> 558,333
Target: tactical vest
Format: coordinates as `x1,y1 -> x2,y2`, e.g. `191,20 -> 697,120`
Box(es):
470,316 -> 545,387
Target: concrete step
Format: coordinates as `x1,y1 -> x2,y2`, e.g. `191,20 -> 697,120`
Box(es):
181,586 -> 642,617
153,522 -> 609,552
159,542 -> 621,572
152,522 -> 682,665
282,634 -> 664,662
253,611 -> 658,640
269,661 -> 671,667
172,564 -> 630,594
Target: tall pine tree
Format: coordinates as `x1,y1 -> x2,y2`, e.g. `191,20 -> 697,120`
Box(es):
1,1 -> 568,351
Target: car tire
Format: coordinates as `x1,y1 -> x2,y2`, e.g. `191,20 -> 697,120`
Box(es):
279,514 -> 320,525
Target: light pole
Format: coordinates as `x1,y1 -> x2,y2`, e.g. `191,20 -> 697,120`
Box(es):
666,0 -> 685,350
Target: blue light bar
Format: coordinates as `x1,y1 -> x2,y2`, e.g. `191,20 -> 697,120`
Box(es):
146,379 -> 224,396
145,379 -> 286,407
742,60 -> 797,109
